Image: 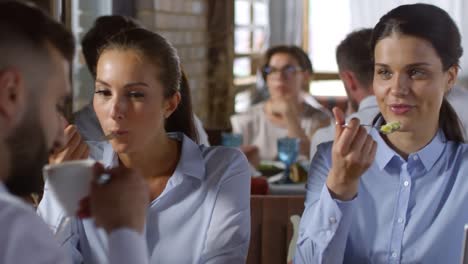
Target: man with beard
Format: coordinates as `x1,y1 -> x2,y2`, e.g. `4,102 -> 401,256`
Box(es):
5,103 -> 50,201
0,2 -> 150,263
309,29 -> 379,160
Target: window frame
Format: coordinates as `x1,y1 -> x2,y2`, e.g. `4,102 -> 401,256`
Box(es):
233,0 -> 269,92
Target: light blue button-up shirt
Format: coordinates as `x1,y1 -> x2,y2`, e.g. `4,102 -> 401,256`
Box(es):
295,127 -> 468,263
38,133 -> 251,264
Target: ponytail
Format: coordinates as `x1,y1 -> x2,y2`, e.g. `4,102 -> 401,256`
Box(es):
165,71 -> 199,143
439,98 -> 464,142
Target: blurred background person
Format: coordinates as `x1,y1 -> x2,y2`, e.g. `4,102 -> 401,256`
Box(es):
310,28 -> 378,159
231,45 -> 330,162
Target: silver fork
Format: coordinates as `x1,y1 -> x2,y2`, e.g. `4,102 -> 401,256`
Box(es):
341,122 -> 400,134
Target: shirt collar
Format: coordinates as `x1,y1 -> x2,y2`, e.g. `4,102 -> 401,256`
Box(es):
0,182 -> 6,194
412,130 -> 446,171
102,132 -> 206,181
303,92 -> 328,112
168,132 -> 206,181
372,128 -> 396,171
0,182 -> 32,210
358,95 -> 377,111
372,117 -> 447,171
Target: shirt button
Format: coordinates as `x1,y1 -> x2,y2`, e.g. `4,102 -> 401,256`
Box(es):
391,251 -> 398,258
413,156 -> 418,160
397,217 -> 404,223
329,217 -> 337,224
403,181 -> 410,187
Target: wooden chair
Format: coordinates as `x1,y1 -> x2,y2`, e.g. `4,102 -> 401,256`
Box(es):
248,195 -> 305,264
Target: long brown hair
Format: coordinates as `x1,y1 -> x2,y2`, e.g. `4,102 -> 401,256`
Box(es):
99,28 -> 198,142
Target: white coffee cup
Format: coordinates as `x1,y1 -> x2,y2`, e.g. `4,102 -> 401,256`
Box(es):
43,159 -> 96,216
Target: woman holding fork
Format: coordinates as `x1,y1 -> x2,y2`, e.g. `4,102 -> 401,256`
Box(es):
295,3 -> 468,263
38,27 -> 251,263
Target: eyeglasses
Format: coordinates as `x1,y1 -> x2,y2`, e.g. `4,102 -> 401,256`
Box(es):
262,65 -> 304,78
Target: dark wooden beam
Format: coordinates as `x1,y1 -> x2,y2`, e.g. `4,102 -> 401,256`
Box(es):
206,0 -> 235,128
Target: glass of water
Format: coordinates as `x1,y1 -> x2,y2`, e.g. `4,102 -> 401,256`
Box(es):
277,137 -> 300,184
221,133 -> 243,148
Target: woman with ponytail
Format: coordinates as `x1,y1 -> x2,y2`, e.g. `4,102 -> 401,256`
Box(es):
296,4 -> 468,263
39,27 -> 251,263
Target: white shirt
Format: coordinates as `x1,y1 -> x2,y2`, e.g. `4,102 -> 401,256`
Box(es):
0,183 -> 70,263
231,100 -> 330,160
74,102 -> 211,146
309,95 -> 379,160
0,183 -> 148,264
38,133 -> 251,264
447,85 -> 468,141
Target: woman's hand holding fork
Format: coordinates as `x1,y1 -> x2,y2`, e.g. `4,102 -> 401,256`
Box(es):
326,107 -> 377,201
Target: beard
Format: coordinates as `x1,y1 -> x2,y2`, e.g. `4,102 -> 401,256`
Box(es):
348,98 -> 360,113
0,138 -> 10,183
4,109 -> 49,197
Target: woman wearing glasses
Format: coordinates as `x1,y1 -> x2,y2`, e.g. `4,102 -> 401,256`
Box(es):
231,45 -> 330,161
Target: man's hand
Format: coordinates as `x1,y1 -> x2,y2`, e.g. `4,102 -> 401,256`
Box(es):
49,125 -> 89,164
326,107 -> 377,201
79,163 -> 149,234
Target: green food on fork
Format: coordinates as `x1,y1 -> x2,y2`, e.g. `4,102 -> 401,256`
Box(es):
342,121 -> 401,134
379,121 -> 401,134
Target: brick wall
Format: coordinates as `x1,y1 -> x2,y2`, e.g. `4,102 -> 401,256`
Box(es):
136,0 -> 209,123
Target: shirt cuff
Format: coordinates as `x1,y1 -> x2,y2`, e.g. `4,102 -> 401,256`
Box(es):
108,228 -> 149,264
302,185 -> 356,245
334,192 -> 357,213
